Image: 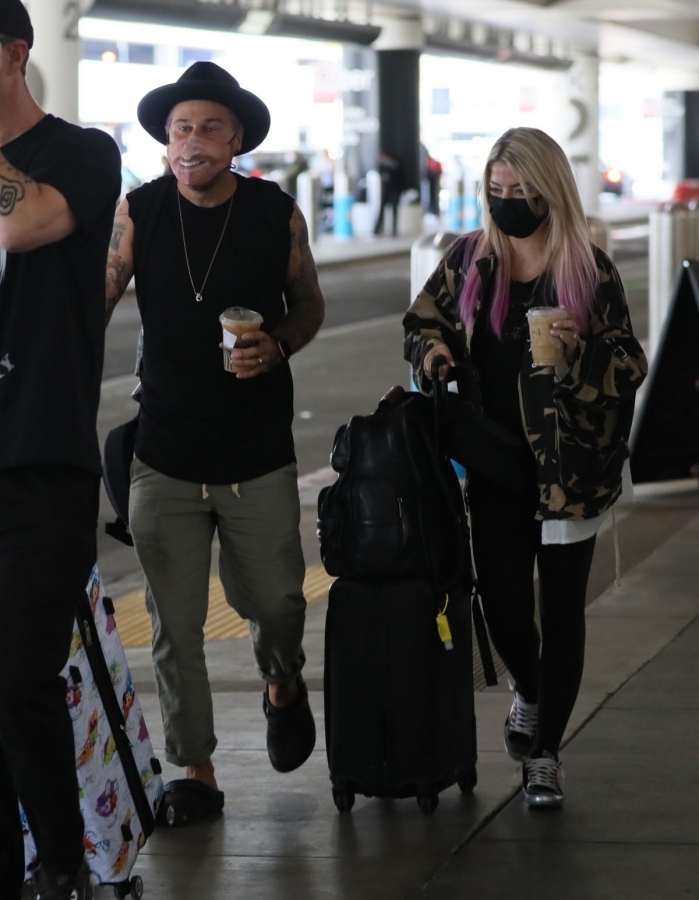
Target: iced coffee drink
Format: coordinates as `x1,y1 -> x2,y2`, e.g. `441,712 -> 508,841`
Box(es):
219,307 -> 264,373
526,307 -> 566,367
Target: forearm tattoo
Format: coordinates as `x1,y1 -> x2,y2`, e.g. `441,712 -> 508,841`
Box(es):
0,174 -> 26,216
105,251 -> 130,323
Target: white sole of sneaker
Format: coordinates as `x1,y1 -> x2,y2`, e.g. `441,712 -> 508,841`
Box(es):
524,789 -> 564,808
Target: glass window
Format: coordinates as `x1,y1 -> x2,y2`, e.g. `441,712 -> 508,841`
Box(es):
127,44 -> 155,65
179,47 -> 215,67
82,39 -> 119,62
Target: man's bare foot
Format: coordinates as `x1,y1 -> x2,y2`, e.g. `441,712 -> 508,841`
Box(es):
186,759 -> 219,791
267,680 -> 298,709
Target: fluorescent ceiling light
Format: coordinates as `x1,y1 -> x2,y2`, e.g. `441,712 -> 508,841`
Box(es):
88,0 -> 246,31
238,11 -> 275,35
266,14 -> 381,46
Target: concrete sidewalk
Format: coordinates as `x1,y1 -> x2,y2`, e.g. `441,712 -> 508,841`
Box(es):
311,232 -> 415,266
111,482 -> 699,900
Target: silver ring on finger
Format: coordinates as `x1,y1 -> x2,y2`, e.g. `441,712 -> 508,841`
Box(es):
259,357 -> 263,364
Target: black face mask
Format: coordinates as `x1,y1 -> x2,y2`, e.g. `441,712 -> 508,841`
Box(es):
488,195 -> 545,239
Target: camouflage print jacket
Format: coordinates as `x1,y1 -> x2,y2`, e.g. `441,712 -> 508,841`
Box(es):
403,235 -> 648,521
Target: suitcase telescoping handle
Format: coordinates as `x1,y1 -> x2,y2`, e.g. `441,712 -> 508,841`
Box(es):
430,354 -> 450,456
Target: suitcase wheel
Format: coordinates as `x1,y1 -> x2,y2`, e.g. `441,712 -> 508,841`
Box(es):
417,793 -> 439,814
160,799 -> 183,827
457,766 -> 478,794
114,875 -> 144,899
332,788 -> 355,814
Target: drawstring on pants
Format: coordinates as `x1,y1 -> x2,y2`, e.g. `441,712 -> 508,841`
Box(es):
201,484 -> 240,499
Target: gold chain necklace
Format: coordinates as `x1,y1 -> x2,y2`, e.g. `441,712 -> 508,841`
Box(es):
177,190 -> 234,303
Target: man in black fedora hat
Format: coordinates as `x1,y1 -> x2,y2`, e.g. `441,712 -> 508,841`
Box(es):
0,1 -> 122,898
105,62 -> 325,824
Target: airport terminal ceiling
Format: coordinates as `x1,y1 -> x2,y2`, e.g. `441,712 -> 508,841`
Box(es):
386,0 -> 699,66
85,0 -> 699,69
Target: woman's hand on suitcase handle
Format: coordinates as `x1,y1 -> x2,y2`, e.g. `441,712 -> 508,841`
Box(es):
424,343 -> 454,381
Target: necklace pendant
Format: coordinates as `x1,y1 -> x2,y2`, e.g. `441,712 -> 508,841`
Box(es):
195,293 -> 203,303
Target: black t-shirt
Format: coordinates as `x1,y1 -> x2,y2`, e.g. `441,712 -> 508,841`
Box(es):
0,115 -> 122,473
128,174 -> 296,484
471,278 -> 538,438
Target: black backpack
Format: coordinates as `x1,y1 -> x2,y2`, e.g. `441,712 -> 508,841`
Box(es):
317,383 -> 469,592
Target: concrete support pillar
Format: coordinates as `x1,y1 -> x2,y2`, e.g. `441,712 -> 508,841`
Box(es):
341,46 -> 379,191
24,0 -> 90,123
683,92 -> 699,177
558,54 -> 600,215
374,16 -> 423,197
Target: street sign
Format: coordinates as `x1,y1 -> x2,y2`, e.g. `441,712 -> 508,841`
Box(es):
630,259 -> 699,483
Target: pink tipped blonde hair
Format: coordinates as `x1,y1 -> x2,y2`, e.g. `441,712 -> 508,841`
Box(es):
460,127 -> 599,338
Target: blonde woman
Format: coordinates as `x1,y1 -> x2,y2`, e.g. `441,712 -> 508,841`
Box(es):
404,127 -> 647,807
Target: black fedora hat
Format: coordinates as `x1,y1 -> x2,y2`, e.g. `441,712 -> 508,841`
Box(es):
137,61 -> 270,155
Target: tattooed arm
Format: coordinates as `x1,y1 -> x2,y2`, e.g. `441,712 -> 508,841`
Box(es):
275,203 -> 325,353
105,199 -> 135,327
0,151 -> 78,252
220,203 -> 325,380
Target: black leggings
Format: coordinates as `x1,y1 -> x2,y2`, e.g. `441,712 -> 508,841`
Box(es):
468,475 -> 597,755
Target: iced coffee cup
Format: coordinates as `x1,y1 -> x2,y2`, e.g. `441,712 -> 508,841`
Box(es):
219,307 -> 264,373
526,307 -> 566,367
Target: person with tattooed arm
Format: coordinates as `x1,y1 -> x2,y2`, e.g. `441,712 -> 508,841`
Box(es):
105,63 -> 325,826
0,3 -> 121,899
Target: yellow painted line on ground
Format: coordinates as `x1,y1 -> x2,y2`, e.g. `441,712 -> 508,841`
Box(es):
113,565 -> 336,648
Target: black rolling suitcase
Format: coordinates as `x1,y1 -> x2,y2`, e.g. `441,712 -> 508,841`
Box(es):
324,577 -> 477,813
319,359 -> 496,814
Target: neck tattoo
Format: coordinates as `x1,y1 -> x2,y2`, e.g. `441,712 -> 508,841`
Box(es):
177,190 -> 234,303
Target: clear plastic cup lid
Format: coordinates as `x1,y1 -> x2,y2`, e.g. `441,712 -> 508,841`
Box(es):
219,307 -> 264,326
526,306 -> 560,319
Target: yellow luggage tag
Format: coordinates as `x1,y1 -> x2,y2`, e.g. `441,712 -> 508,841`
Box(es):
436,596 -> 453,651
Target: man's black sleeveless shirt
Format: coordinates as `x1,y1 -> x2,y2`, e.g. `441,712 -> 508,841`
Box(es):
127,174 -> 296,484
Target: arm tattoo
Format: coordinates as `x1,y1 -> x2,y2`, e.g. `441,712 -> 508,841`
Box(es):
280,205 -> 325,350
0,175 -> 26,216
289,205 -> 306,256
105,251 -> 130,326
287,252 -> 319,297
110,221 -> 127,251
287,208 -> 318,297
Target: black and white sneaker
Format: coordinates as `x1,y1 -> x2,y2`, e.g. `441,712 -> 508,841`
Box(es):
504,690 -> 538,760
523,751 -> 564,808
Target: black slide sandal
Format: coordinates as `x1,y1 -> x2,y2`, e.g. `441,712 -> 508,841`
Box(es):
156,779 -> 225,827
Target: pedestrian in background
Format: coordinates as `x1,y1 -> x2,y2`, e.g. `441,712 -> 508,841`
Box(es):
404,127 -> 647,808
426,153 -> 443,217
0,2 -> 121,897
374,150 -> 404,237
